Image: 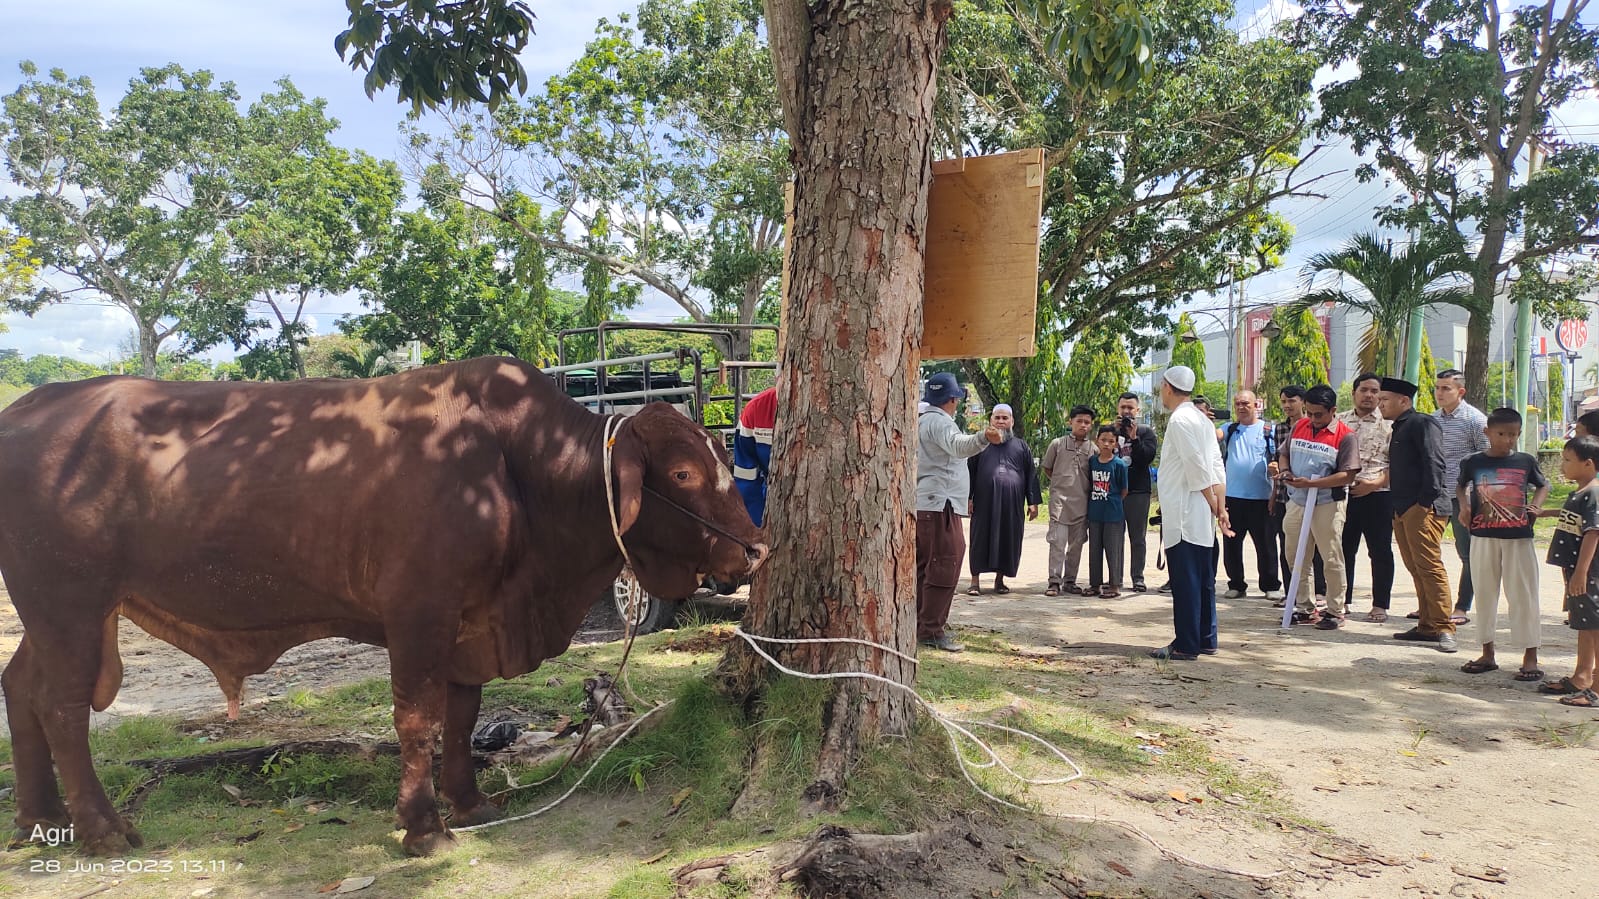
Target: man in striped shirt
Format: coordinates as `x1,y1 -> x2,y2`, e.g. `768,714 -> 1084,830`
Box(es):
1433,370 -> 1488,625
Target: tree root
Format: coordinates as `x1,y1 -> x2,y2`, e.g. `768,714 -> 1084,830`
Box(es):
773,824 -> 947,897
670,824 -> 958,898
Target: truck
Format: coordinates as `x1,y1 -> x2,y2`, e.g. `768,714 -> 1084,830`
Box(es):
546,322 -> 777,633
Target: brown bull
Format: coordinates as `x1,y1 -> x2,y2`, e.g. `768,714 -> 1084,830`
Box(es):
0,357 -> 766,856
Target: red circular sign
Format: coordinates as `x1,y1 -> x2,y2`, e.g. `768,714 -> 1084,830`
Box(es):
1558,319 -> 1588,352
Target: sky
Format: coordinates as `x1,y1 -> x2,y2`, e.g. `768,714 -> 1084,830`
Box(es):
1,1 -> 1597,368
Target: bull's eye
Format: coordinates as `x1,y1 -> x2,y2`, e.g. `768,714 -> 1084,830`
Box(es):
675,470 -> 690,482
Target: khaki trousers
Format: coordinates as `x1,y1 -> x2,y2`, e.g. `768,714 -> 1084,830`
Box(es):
1285,501 -> 1347,616
1468,537 -> 1541,650
1393,505 -> 1455,635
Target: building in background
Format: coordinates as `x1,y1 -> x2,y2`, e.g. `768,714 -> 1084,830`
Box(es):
1151,278 -> 1599,429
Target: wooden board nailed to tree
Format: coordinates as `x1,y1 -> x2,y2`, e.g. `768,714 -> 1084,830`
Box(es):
779,148 -> 1045,361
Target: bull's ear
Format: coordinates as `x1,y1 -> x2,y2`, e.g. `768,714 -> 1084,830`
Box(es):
610,422 -> 645,535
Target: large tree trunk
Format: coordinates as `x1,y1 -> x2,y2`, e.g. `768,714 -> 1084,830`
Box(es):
1465,166 -> 1514,409
136,319 -> 160,378
719,0 -> 952,801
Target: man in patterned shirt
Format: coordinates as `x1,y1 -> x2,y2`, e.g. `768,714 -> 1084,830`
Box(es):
1338,373 -> 1395,621
1431,370 -> 1488,625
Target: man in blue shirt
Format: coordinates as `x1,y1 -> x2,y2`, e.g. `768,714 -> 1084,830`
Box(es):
1220,390 -> 1281,600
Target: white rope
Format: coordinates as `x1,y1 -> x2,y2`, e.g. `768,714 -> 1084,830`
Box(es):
460,418 -> 1279,878
736,629 -> 919,668
601,415 -> 633,570
454,701 -> 672,833
731,628 -> 1285,882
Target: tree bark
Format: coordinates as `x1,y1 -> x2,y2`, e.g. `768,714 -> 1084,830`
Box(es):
137,319 -> 160,378
1466,165 -> 1513,408
721,0 -> 952,800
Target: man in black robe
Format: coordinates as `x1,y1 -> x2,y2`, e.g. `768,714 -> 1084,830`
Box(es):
966,404 -> 1042,594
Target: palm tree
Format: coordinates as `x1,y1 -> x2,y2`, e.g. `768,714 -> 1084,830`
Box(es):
1296,232 -> 1475,377
329,343 -> 399,379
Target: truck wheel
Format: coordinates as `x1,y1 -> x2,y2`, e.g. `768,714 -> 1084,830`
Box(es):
609,575 -> 681,635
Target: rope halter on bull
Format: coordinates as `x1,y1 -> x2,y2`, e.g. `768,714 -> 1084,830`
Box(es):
601,414 -> 650,706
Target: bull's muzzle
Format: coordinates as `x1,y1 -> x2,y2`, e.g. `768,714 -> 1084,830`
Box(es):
745,542 -> 769,571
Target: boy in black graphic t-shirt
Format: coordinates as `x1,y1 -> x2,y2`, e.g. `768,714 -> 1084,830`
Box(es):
1544,436 -> 1599,706
1455,409 -> 1549,680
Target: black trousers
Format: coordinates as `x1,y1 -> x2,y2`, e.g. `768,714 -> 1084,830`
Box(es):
1274,500 -> 1327,595
1124,492 -> 1151,587
1224,498 -> 1280,592
1342,492 -> 1396,609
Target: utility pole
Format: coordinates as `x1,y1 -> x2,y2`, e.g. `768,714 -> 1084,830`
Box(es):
1224,264 -> 1236,404
1512,139 -> 1541,448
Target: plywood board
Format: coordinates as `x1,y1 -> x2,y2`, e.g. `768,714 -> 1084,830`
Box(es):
776,148 -> 1044,360
923,148 -> 1044,359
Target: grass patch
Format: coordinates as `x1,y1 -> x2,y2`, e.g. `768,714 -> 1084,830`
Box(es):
1531,713 -> 1599,749
0,624 -> 1307,897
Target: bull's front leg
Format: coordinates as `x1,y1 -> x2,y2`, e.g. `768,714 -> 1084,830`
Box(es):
387,651 -> 455,856
442,681 -> 501,826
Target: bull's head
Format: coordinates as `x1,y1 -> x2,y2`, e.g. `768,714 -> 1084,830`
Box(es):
609,403 -> 768,599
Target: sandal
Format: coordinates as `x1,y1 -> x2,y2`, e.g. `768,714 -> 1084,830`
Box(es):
965,586 -> 982,596
1558,688 -> 1599,708
1539,677 -> 1579,695
1513,668 -> 1545,682
1406,611 -> 1421,619
1460,659 -> 1499,674
1045,586 -> 1060,597
1364,608 -> 1389,623
1449,613 -> 1471,625
1100,587 -> 1120,599
994,585 -> 1011,595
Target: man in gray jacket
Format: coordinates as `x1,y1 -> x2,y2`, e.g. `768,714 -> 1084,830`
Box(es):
917,372 -> 1003,651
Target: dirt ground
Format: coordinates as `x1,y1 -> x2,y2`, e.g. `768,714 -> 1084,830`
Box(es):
0,592 -> 630,735
3,525 -> 1597,898
944,523 -> 1599,899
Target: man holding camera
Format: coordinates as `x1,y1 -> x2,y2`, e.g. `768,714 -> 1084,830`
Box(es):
1114,392 -> 1159,593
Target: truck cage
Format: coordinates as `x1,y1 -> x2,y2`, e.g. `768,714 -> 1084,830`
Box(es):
546,322 -> 779,446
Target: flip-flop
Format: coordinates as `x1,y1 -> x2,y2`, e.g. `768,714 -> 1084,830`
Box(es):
1558,688 -> 1599,707
1406,611 -> 1421,619
1045,587 -> 1060,597
1365,609 -> 1389,623
965,587 -> 982,596
1449,614 -> 1471,625
1460,659 -> 1499,674
1539,677 -> 1579,695
1513,668 -> 1545,682
994,585 -> 1010,595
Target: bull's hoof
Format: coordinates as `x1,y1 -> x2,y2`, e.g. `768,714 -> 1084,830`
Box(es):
80,830 -> 136,857
402,828 -> 459,857
450,801 -> 504,827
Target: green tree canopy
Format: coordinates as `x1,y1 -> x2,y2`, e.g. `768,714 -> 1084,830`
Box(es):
345,181 -> 562,364
1061,328 -> 1133,422
1256,307 -> 1332,417
335,0 -> 537,112
406,0 -> 785,357
1296,0 -> 1599,405
0,64 -> 355,376
1,230 -> 38,312
947,0 -> 1318,415
1169,312 -> 1208,377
